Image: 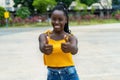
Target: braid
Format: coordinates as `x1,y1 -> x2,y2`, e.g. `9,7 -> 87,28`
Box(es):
51,2 -> 71,34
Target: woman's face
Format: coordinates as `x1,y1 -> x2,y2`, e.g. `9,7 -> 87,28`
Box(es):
51,10 -> 67,32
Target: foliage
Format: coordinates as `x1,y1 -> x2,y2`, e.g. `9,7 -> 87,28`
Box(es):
112,0 -> 120,5
16,7 -> 31,19
115,10 -> 120,14
112,10 -> 120,16
33,0 -> 56,13
112,10 -> 120,20
55,0 -> 75,8
91,7 -> 95,14
115,14 -> 120,20
80,0 -> 98,6
74,0 -> 87,10
82,14 -> 96,20
13,0 -> 34,14
13,0 -> 21,7
0,6 -> 6,26
10,15 -> 48,27
0,6 -> 6,20
13,0 -> 33,7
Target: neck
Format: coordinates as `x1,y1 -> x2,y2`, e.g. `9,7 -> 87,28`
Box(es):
51,30 -> 66,40
53,30 -> 65,35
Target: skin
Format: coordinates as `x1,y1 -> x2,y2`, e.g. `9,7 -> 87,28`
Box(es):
39,10 -> 78,55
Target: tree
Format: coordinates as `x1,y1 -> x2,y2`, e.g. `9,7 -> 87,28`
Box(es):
13,0 -> 34,14
112,0 -> 120,5
55,0 -> 75,8
80,0 -> 98,6
33,0 -> 56,13
74,0 -> 87,10
0,6 -> 6,26
16,7 -> 31,19
0,6 -> 6,20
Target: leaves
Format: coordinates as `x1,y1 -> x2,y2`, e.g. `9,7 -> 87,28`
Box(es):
80,0 -> 98,6
33,0 -> 56,13
0,6 -> 5,20
13,0 -> 34,14
55,0 -> 74,8
112,0 -> 120,5
16,7 -> 31,19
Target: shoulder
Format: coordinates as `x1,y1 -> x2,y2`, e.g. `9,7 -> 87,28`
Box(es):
39,30 -> 51,39
38,32 -> 48,41
66,33 -> 77,41
38,33 -> 45,41
39,33 -> 45,38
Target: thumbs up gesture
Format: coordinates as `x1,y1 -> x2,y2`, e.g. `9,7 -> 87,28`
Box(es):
43,36 -> 53,55
61,35 -> 71,53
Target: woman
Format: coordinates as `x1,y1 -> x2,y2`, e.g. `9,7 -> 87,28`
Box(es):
39,2 -> 79,80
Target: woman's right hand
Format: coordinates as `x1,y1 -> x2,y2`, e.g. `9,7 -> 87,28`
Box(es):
42,36 -> 53,55
43,40 -> 53,55
39,34 -> 53,55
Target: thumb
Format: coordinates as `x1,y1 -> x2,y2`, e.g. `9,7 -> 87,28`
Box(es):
45,36 -> 49,44
64,35 -> 68,42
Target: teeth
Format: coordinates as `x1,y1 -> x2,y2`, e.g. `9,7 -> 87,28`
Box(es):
55,26 -> 60,28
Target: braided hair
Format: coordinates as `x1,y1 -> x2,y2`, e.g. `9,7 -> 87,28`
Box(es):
51,2 -> 71,34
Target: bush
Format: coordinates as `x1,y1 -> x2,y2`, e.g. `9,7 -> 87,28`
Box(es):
115,14 -> 120,20
13,17 -> 23,23
82,14 -> 96,20
0,6 -> 6,26
11,15 -> 47,26
0,6 -> 5,20
16,7 -> 31,19
112,10 -> 120,20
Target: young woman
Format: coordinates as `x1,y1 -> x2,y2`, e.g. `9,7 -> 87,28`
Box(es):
39,2 -> 79,80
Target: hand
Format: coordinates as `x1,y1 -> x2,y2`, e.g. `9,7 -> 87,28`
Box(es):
61,35 -> 71,53
43,36 -> 53,55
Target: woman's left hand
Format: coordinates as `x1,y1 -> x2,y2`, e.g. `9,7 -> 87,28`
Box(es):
61,35 -> 78,55
61,42 -> 72,53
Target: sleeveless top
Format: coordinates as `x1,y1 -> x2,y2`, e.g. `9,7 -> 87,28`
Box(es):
43,30 -> 74,67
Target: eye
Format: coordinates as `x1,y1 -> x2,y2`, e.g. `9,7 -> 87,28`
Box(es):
59,18 -> 63,21
51,18 -> 56,21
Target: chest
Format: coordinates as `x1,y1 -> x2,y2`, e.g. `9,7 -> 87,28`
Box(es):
48,38 -> 65,52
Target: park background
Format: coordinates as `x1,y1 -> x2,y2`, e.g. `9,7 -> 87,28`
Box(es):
0,0 -> 120,80
0,0 -> 120,27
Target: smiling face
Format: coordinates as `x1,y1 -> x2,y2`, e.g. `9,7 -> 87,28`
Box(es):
51,10 -> 67,33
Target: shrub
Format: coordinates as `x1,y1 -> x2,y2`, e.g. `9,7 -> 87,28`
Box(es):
0,6 -> 6,26
0,6 -> 5,20
115,14 -> 120,20
112,10 -> 120,20
13,17 -> 23,23
82,14 -> 96,20
16,7 -> 31,19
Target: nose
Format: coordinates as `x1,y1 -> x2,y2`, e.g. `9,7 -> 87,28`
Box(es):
55,20 -> 59,24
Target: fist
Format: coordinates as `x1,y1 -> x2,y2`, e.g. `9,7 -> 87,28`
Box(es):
61,35 -> 71,53
43,44 -> 53,55
43,36 -> 53,55
61,42 -> 71,53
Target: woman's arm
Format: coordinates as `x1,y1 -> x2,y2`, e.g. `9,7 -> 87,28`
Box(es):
38,33 -> 53,55
69,35 -> 78,55
61,35 -> 78,55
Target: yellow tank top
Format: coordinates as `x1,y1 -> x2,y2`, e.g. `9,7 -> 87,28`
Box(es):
43,30 -> 74,67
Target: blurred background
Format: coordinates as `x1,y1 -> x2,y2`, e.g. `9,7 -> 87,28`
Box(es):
0,0 -> 120,80
0,0 -> 120,27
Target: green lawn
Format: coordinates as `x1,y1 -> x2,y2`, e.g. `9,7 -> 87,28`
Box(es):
69,19 -> 120,26
1,18 -> 120,28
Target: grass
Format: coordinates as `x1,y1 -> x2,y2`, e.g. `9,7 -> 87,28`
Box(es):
69,18 -> 120,26
1,18 -> 120,28
32,18 -> 120,27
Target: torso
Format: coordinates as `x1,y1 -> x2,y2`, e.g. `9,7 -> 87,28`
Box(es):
43,30 -> 74,68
